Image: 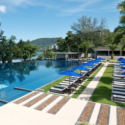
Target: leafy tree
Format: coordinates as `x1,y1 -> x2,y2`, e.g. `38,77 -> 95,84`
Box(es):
0,23 -> 4,38
117,0 -> 125,14
22,40 -> 38,61
17,39 -> 24,60
71,15 -> 107,47
65,31 -> 75,52
0,36 -> 9,63
114,0 -> 125,53
8,35 -> 16,63
56,37 -> 67,52
37,53 -> 44,60
12,45 -> 21,59
44,47 -> 54,59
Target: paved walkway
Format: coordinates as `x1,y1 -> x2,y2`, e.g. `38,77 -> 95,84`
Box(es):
77,63 -> 108,100
0,91 -> 120,125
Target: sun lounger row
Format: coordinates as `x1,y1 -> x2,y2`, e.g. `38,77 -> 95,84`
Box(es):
50,62 -> 102,94
111,62 -> 125,103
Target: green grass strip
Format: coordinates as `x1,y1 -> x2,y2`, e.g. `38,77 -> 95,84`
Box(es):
72,64 -> 104,98
90,64 -> 125,108
41,76 -> 68,92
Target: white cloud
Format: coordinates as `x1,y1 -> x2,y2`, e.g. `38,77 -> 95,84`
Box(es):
63,0 -> 103,14
0,5 -> 6,13
0,0 -> 38,6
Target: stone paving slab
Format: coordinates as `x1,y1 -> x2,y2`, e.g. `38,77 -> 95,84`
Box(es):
109,106 -> 117,125
89,103 -> 101,125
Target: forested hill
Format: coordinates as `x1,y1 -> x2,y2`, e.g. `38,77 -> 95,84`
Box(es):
30,38 -> 58,51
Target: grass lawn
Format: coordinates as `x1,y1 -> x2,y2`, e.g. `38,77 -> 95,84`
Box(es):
72,64 -> 104,98
90,64 -> 125,108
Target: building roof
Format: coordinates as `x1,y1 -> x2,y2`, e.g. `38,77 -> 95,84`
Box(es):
94,47 -> 121,51
53,52 -> 81,54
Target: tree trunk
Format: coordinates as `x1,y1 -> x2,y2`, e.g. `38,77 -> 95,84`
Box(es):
84,50 -> 88,58
21,47 -> 23,60
111,50 -> 114,59
9,45 -> 12,63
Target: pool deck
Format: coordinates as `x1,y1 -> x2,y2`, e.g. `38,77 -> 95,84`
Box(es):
0,91 -> 121,125
0,63 -> 124,125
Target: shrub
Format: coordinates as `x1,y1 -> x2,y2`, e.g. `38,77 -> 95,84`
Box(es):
37,54 -> 44,60
101,60 -> 107,62
109,60 -> 118,63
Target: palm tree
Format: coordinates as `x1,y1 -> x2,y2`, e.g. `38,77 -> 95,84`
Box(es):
106,33 -> 118,59
109,44 -> 117,59
117,0 -> 125,14
79,41 -> 90,58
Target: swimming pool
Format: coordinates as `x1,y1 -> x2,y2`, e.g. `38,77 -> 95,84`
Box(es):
0,60 -> 83,106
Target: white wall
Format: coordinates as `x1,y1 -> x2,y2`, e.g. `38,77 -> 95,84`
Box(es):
81,53 -> 96,58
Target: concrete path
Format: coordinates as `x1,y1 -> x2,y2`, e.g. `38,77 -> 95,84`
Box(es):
77,63 -> 108,101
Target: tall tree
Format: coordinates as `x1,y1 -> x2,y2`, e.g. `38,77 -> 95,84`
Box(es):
17,39 -> 24,60
106,33 -> 118,59
8,36 -> 16,63
117,0 -> 125,14
0,36 -> 9,63
65,31 -> 75,52
79,40 -> 91,58
71,15 -> 107,47
109,44 -> 118,59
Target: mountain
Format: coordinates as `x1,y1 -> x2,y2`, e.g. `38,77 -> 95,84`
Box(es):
30,38 -> 59,51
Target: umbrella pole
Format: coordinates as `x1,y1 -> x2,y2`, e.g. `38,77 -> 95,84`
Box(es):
69,76 -> 70,85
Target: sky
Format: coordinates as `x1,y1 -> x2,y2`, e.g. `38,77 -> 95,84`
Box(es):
0,0 -> 123,42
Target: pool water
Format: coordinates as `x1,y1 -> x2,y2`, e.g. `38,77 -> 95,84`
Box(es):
0,60 -> 83,106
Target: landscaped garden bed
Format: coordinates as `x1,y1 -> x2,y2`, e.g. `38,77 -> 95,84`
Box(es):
118,107 -> 125,125
35,95 -> 58,110
48,97 -> 69,114
24,93 -> 48,107
14,91 -> 39,104
79,102 -> 95,122
97,105 -> 109,125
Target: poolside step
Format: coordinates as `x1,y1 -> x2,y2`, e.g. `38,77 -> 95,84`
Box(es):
14,87 -> 33,92
0,99 -> 9,104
